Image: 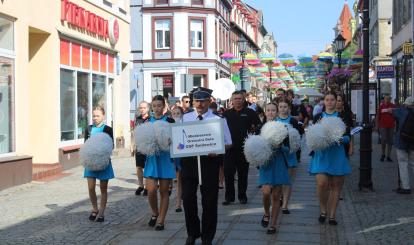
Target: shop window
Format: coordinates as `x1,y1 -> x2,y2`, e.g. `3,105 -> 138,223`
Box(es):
93,74 -> 106,109
190,20 -> 204,49
0,16 -> 14,51
92,49 -> 100,71
77,72 -> 89,139
82,46 -> 90,69
155,20 -> 171,49
60,40 -> 70,66
152,75 -> 174,98
72,43 -> 81,68
60,69 -> 76,141
0,57 -> 14,153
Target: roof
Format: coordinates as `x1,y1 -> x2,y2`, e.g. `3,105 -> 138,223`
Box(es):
338,2 -> 353,45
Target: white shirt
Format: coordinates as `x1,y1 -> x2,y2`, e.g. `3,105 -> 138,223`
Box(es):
183,109 -> 233,145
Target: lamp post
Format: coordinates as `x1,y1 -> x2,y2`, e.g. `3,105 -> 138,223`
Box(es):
238,36 -> 248,90
267,61 -> 273,102
334,33 -> 347,100
360,0 -> 373,191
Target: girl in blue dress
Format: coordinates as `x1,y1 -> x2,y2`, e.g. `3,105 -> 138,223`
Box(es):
84,106 -> 114,222
259,103 -> 291,234
310,91 -> 351,225
275,98 -> 304,215
144,95 -> 176,231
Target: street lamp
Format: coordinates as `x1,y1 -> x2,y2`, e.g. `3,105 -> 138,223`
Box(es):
238,36 -> 248,90
266,61 -> 273,102
360,0 -> 373,191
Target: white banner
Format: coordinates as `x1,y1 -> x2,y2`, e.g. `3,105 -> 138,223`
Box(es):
170,119 -> 225,158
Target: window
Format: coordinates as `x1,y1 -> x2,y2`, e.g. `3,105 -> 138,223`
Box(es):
92,74 -> 106,109
155,20 -> 171,49
60,69 -> 76,141
193,75 -> 204,88
156,0 -> 168,4
190,20 -> 203,49
77,72 -> 89,139
0,57 -> 14,153
192,0 -> 203,5
0,16 -> 14,51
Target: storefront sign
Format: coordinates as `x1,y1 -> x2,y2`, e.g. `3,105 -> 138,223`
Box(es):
376,65 -> 395,79
61,0 -> 119,45
170,119 -> 225,158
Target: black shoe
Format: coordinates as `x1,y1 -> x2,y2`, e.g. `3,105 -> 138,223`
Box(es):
267,226 -> 276,234
396,188 -> 411,194
328,218 -> 338,225
201,241 -> 212,245
148,215 -> 158,227
219,185 -> 224,189
88,211 -> 99,221
155,223 -> 164,231
380,155 -> 385,161
222,200 -> 234,206
386,157 -> 393,162
135,187 -> 144,196
96,216 -> 104,222
261,215 -> 269,227
175,207 -> 182,212
282,208 -> 290,214
185,236 -> 198,245
318,213 -> 327,224
142,189 -> 148,196
239,198 -> 248,204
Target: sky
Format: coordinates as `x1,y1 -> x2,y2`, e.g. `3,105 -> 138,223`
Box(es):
243,0 -> 353,57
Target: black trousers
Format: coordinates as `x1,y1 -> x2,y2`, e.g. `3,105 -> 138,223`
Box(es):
224,148 -> 249,202
181,156 -> 220,243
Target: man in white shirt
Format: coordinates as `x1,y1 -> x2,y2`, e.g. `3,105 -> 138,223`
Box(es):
181,87 -> 232,245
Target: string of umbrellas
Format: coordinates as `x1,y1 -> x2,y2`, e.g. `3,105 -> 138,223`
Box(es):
219,49 -> 364,95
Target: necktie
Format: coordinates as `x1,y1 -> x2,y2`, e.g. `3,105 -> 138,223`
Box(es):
197,115 -> 203,121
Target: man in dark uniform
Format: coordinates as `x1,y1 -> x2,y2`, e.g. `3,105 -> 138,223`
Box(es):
222,91 -> 262,205
181,87 -> 232,245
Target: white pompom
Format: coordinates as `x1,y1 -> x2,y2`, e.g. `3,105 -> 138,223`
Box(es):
287,126 -> 301,153
80,132 -> 113,171
260,121 -> 288,147
306,123 -> 330,151
153,120 -> 171,152
320,117 -> 346,144
135,122 -> 159,155
244,134 -> 273,166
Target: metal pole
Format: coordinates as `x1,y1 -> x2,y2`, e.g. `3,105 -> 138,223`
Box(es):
377,78 -> 381,111
359,0 -> 373,191
240,53 -> 245,90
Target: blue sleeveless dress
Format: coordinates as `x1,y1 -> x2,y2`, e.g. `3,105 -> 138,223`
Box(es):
276,116 -> 298,168
309,112 -> 351,176
258,147 -> 291,186
143,116 -> 176,179
83,124 -> 115,180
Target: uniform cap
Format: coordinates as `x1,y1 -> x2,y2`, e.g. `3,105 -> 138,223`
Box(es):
191,87 -> 213,100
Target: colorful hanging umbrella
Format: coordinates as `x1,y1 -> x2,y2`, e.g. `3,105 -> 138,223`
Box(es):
220,53 -> 236,60
317,52 -> 334,61
227,58 -> 241,64
245,53 -> 257,60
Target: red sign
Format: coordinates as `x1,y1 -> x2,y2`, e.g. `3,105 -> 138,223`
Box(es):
61,0 -> 110,39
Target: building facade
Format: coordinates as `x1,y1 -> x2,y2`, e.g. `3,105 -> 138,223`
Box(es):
391,0 -> 413,104
130,0 -> 233,109
369,0 -> 393,96
0,0 -> 131,190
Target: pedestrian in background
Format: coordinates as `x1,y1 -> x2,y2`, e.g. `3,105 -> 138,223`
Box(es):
275,98 -> 304,214
377,94 -> 396,162
259,102 -> 290,234
310,91 -> 351,226
181,95 -> 193,113
133,101 -> 151,196
223,91 -> 262,205
84,106 -> 114,223
336,94 -> 354,156
392,96 -> 414,194
171,106 -> 184,212
144,95 -> 176,231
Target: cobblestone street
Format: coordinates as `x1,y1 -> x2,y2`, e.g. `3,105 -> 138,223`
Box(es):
1,135 -> 413,245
